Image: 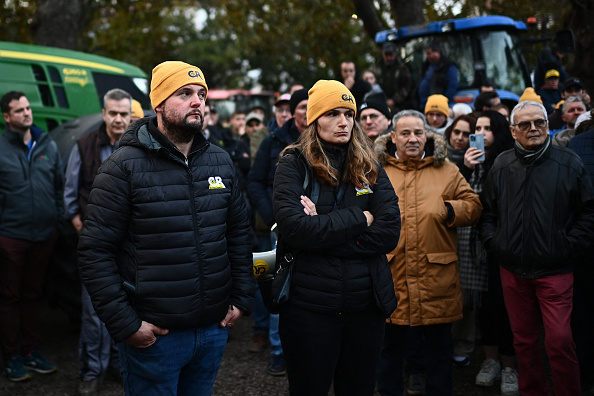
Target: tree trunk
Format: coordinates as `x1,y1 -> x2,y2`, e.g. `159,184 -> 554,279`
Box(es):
31,0 -> 83,50
567,0 -> 594,94
352,0 -> 385,42
389,0 -> 424,27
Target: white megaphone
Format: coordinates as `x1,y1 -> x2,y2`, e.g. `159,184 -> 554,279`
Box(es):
253,250 -> 277,280
252,223 -> 279,281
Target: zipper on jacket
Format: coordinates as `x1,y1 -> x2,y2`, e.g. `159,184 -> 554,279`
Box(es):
186,146 -> 210,317
520,166 -> 533,276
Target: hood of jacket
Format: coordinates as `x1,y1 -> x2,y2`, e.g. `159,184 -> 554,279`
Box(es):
374,129 -> 447,168
120,116 -> 210,164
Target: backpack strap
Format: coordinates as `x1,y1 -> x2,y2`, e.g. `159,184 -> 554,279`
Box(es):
301,159 -> 320,204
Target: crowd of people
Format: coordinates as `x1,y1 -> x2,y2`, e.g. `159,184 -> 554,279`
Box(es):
1,40 -> 593,396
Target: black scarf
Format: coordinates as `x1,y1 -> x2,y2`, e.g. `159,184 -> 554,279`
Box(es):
514,136 -> 551,165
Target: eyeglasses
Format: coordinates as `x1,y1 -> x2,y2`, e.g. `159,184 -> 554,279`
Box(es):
360,113 -> 380,122
513,119 -> 547,132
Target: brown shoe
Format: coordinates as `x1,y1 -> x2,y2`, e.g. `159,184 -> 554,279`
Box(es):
247,333 -> 268,353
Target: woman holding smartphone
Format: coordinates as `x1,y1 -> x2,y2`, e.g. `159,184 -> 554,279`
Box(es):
464,110 -> 512,170
444,114 -> 476,170
459,110 -> 519,395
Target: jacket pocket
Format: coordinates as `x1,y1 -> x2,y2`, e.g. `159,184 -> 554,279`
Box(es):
426,252 -> 458,265
424,252 -> 460,300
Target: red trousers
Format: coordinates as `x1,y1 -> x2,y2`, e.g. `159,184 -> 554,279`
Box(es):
500,266 -> 580,396
0,234 -> 56,359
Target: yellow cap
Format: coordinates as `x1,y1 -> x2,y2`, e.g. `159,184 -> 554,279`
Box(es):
131,99 -> 144,119
150,61 -> 208,109
519,87 -> 543,104
545,69 -> 560,79
425,94 -> 449,117
307,80 -> 357,124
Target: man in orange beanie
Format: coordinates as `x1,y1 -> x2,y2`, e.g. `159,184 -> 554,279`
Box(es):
77,61 -> 256,396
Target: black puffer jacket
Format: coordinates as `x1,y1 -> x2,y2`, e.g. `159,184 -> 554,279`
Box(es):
78,117 -> 255,343
272,148 -> 400,316
480,143 -> 594,278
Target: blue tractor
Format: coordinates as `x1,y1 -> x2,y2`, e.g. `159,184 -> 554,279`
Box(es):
375,15 -> 565,110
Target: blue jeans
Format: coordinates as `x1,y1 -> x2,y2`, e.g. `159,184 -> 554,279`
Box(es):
117,324 -> 228,396
252,285 -> 270,334
253,234 -> 275,335
269,313 -> 282,355
255,233 -> 283,356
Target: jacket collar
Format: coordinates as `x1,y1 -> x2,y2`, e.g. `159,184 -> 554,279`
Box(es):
121,116 -> 209,161
3,124 -> 45,147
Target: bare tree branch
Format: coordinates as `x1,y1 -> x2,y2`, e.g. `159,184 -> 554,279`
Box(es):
352,0 -> 386,42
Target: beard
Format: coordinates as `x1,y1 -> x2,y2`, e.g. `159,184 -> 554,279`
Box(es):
161,105 -> 203,145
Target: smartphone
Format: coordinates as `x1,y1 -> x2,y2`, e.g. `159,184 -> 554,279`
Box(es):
469,134 -> 485,162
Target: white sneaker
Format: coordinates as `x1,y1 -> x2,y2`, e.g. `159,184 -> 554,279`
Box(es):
475,358 -> 501,387
500,367 -> 519,396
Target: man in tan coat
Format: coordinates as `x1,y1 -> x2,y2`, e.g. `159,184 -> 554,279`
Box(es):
375,109 -> 482,396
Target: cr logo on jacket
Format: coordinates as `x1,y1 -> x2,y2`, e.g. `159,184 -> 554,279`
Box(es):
208,176 -> 226,189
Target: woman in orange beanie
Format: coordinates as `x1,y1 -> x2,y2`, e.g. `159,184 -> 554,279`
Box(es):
272,80 -> 401,395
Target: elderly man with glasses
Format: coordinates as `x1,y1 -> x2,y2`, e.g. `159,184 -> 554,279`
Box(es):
480,100 -> 594,396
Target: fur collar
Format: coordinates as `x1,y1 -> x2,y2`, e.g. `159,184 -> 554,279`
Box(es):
374,130 -> 447,168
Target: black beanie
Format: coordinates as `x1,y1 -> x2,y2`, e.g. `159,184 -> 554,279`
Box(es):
359,93 -> 391,120
290,88 -> 309,115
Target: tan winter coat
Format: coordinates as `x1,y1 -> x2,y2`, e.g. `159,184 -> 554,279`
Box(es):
374,132 -> 482,326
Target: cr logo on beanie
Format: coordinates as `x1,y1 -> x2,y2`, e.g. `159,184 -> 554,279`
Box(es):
342,94 -> 355,104
307,80 -> 357,124
150,61 -> 208,109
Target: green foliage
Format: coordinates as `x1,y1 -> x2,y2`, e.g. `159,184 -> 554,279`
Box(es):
199,0 -> 376,91
82,1 -> 201,76
1,0 -> 580,92
0,0 -> 36,43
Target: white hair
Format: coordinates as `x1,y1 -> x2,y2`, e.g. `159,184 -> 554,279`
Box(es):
452,103 -> 473,118
510,101 -> 548,126
392,109 -> 428,130
561,96 -> 586,115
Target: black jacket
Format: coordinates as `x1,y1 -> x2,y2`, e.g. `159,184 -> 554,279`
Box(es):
480,142 -> 594,278
78,117 -> 255,343
0,125 -> 64,242
569,129 -> 594,186
272,148 -> 400,316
